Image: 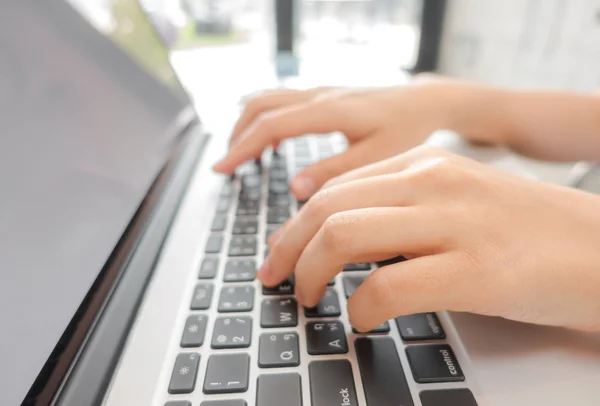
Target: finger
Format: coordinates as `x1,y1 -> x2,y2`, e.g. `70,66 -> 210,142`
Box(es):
323,145 -> 450,189
267,219 -> 291,247
348,253 -> 466,332
290,138 -> 392,200
258,173 -> 419,286
230,87 -> 334,147
294,207 -> 450,307
230,90 -> 307,147
214,98 -> 356,174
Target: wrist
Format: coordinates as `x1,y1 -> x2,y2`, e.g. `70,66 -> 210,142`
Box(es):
418,79 -> 514,145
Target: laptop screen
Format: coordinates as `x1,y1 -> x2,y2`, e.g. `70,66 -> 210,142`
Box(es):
0,1 -> 194,404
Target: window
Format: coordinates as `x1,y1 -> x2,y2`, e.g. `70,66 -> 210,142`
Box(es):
299,0 -> 423,70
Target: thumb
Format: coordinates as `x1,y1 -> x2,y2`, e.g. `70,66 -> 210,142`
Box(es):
290,140 -> 383,200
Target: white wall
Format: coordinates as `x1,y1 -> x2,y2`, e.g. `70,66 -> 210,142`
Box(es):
437,0 -> 600,92
434,0 -> 600,184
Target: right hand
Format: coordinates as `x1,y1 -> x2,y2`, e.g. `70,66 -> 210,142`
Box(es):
213,78 -> 461,200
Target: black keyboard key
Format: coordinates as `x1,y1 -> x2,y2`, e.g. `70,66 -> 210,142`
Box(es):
216,197 -> 231,213
168,353 -> 200,394
218,285 -> 255,312
420,389 -> 478,406
242,173 -> 262,188
201,400 -> 246,406
406,344 -> 465,383
238,159 -> 262,176
224,259 -> 256,282
203,353 -> 250,394
190,284 -> 214,310
270,156 -> 287,170
259,332 -> 300,368
306,321 -> 347,355
265,224 -> 279,243
343,275 -> 365,298
377,255 -> 407,267
239,190 -> 260,200
267,208 -> 290,224
352,321 -> 390,334
269,181 -> 289,194
262,276 -> 294,295
304,288 -> 341,317
309,360 -> 358,406
180,315 -> 208,347
355,337 -> 414,406
229,236 -> 257,257
268,194 -> 290,208
256,373 -> 302,406
198,257 -> 219,279
343,263 -> 371,271
239,189 -> 261,202
236,205 -> 259,216
269,168 -> 289,181
261,298 -> 298,328
232,218 -> 258,235
396,313 -> 445,341
205,234 -> 223,254
211,316 -> 252,349
165,401 -> 191,406
211,215 -> 227,232
237,200 -> 260,211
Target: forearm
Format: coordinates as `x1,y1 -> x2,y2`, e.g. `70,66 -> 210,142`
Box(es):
431,80 -> 600,161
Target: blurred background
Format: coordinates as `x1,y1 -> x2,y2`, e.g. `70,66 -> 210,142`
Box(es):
65,0 -> 600,96
69,0 -> 600,183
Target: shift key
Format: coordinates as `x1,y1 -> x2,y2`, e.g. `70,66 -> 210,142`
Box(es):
309,360 -> 358,406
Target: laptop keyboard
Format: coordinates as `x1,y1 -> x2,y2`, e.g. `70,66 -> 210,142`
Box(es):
163,135 -> 478,406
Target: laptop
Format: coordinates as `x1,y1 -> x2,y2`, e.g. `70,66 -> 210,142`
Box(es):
2,1 -> 599,405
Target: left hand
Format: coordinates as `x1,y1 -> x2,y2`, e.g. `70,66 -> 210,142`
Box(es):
259,146 -> 600,332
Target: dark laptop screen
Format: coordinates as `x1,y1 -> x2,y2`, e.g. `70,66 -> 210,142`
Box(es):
0,1 -> 194,404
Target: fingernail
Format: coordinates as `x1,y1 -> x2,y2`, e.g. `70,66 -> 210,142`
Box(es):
257,259 -> 271,282
292,176 -> 316,198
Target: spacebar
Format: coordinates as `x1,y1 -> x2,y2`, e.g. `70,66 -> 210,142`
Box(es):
355,337 -> 415,406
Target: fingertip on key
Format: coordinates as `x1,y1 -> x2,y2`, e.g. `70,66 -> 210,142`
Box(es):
212,160 -> 227,173
291,176 -> 316,200
257,260 -> 273,284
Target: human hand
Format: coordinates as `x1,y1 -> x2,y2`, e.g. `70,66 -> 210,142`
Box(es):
213,79 -> 465,200
260,146 -> 600,332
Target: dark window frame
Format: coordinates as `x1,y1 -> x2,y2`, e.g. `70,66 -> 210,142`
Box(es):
274,0 -> 447,74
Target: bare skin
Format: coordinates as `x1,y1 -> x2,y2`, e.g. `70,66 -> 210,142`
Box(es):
213,76 -> 600,332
